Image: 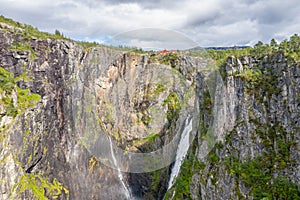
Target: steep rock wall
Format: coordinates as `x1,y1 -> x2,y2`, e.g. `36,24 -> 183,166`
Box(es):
165,54 -> 300,199
0,26 -> 134,199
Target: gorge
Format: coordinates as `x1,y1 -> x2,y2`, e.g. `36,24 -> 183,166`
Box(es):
0,16 -> 299,200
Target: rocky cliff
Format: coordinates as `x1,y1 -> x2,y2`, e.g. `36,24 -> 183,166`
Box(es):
165,53 -> 300,199
0,17 -> 299,200
0,20 -> 135,199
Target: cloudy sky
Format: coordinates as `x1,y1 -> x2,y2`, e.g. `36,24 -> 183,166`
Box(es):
1,0 -> 300,49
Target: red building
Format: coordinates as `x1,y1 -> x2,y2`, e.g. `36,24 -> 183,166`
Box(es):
157,50 -> 176,55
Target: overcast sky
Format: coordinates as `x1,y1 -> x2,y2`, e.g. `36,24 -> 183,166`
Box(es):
1,0 -> 300,49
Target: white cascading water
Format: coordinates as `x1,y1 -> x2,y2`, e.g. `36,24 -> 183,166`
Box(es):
167,117 -> 193,189
109,137 -> 132,200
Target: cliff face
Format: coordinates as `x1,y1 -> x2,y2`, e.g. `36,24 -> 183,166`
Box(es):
0,19 -> 299,200
166,54 -> 300,199
0,23 -> 135,199
0,20 -> 199,199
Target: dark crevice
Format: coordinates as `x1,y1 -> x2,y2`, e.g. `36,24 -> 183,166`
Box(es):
25,155 -> 43,173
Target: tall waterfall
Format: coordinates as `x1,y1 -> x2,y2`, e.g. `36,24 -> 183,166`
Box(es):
109,137 -> 132,199
167,117 -> 193,189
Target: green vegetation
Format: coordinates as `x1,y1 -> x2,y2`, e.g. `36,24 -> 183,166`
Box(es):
141,133 -> 160,143
143,83 -> 166,104
165,137 -> 204,199
214,34 -> 300,68
150,169 -> 162,192
11,173 -> 69,199
250,121 -> 297,170
76,41 -> 146,53
202,89 -> 212,113
17,87 -> 41,111
208,47 -> 252,66
223,121 -> 299,199
0,67 -> 15,93
235,66 -> 281,99
207,149 -> 220,164
0,67 -> 18,117
8,41 -> 36,61
199,89 -> 214,147
0,67 -> 40,118
186,35 -> 300,76
236,68 -> 262,83
148,167 -> 169,199
76,41 -> 104,50
250,34 -> 300,60
203,36 -> 300,101
0,15 -> 67,40
170,159 -> 194,199
1,97 -> 18,117
88,156 -> 101,172
111,45 -> 145,53
159,52 -> 179,68
132,133 -> 160,150
223,156 -> 300,200
152,83 -> 166,95
163,92 -> 181,123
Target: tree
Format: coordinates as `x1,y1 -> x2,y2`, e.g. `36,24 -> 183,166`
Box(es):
233,45 -> 238,57
279,39 -> 288,53
289,34 -> 300,52
270,38 -> 278,50
253,41 -> 264,57
55,29 -> 61,36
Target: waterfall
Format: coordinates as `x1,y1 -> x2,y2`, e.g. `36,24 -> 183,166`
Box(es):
167,117 -> 193,189
109,137 -> 132,199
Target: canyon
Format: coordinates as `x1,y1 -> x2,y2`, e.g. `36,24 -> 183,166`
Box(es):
0,17 -> 299,199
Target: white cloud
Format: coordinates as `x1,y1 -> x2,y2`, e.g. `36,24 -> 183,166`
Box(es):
0,0 -> 299,47
108,28 -> 198,49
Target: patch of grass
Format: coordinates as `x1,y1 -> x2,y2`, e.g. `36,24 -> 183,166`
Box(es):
235,66 -> 281,99
163,92 -> 180,123
159,53 -> 179,68
207,149 -> 220,164
0,67 -> 40,118
0,15 -> 68,40
153,83 -> 166,95
2,97 -> 18,117
76,41 -> 103,50
236,68 -> 262,83
133,133 -> 160,147
144,83 -> 166,102
88,156 -> 100,172
11,173 -> 69,199
151,169 -> 163,192
0,66 -> 15,93
15,67 -> 33,82
144,133 -> 160,141
9,41 -> 36,61
16,87 -> 41,112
